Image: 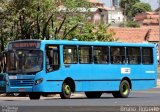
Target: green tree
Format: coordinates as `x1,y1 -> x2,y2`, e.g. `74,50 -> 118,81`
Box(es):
2,0 -> 91,40
0,0 -> 91,51
120,0 -> 152,20
132,2 -> 152,17
6,0 -> 61,40
53,0 -> 92,40
0,0 -> 11,52
0,0 -> 115,51
120,0 -> 140,20
74,23 -> 115,42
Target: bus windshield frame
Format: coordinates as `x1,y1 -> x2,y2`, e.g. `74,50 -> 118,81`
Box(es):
6,49 -> 43,74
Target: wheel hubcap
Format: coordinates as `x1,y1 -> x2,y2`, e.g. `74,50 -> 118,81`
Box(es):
122,83 -> 129,95
65,85 -> 70,95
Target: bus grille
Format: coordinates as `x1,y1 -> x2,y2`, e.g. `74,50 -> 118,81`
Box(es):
10,79 -> 34,86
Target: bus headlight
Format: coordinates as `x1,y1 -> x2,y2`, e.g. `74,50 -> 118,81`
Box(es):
35,78 -> 43,85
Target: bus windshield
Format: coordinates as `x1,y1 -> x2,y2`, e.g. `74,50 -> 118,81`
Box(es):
6,50 -> 43,74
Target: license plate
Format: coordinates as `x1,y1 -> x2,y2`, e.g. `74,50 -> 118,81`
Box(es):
9,76 -> 17,79
19,88 -> 25,92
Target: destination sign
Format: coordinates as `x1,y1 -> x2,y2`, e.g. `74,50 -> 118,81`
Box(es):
8,41 -> 41,50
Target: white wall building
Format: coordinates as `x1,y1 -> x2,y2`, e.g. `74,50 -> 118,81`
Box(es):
107,10 -> 124,24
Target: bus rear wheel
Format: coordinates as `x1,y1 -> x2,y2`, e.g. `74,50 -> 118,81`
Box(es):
85,92 -> 102,98
60,83 -> 71,99
29,93 -> 40,100
112,80 -> 130,98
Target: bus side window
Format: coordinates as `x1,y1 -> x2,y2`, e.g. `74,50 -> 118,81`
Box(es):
126,47 -> 140,64
79,46 -> 92,64
142,47 -> 153,64
46,45 -> 60,72
94,56 -> 98,63
63,46 -> 78,64
110,47 -> 125,64
93,46 -> 109,64
46,50 -> 53,72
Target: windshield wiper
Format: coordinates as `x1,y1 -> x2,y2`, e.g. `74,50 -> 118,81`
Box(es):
13,49 -> 19,61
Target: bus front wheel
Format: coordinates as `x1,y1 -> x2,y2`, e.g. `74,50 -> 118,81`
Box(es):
85,92 -> 102,98
29,93 -> 40,100
60,83 -> 71,99
112,80 -> 130,98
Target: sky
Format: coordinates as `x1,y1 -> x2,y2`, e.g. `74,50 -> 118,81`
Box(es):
99,0 -> 159,10
140,0 -> 159,10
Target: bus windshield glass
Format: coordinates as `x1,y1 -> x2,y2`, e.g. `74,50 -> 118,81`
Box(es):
6,50 -> 43,74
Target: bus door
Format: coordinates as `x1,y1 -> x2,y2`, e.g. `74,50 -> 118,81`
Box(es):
46,45 -> 60,72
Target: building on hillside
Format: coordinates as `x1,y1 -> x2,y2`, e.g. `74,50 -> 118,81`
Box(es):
88,0 -> 124,25
134,12 -> 159,26
57,0 -> 124,25
83,7 -> 108,25
88,0 -> 108,24
107,10 -> 124,25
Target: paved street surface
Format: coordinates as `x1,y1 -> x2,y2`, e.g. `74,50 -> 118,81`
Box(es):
0,80 -> 159,112
0,88 -> 160,112
0,88 -> 160,106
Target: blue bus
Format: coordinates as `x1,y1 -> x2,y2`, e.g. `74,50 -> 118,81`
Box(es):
1,39 -> 157,99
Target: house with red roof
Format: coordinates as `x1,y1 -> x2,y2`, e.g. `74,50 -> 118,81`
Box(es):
109,11 -> 159,44
135,12 -> 159,26
109,26 -> 159,43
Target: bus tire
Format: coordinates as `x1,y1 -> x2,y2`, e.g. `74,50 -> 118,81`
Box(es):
29,93 -> 40,100
85,92 -> 102,98
60,83 -> 71,99
112,80 -> 130,98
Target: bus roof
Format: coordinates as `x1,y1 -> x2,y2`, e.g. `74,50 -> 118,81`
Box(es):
8,39 -> 155,48
41,40 -> 155,47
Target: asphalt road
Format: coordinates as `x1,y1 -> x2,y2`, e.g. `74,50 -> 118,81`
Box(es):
0,88 -> 160,112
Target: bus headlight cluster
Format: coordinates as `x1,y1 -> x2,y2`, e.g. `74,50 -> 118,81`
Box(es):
35,78 -> 43,85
